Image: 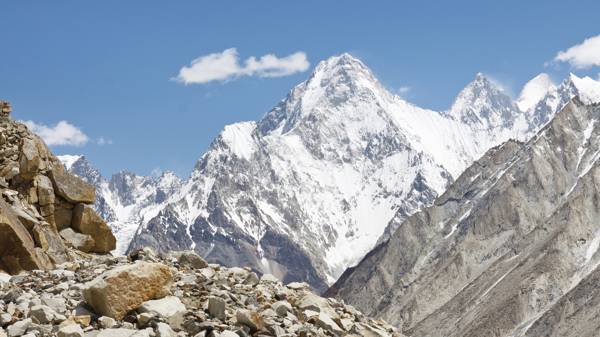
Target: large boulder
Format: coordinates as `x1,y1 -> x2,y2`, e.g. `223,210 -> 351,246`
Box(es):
0,197 -> 52,274
59,228 -> 95,253
48,165 -> 95,204
82,262 -> 173,320
71,204 -> 115,253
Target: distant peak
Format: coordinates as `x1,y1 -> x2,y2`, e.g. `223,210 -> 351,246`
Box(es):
57,154 -> 84,170
565,73 -> 600,104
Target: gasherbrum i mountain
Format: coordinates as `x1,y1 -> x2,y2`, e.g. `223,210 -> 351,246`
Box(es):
328,98 -> 600,337
59,54 -> 600,291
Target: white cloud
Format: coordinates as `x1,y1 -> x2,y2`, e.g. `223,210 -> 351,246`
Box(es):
174,48 -> 310,84
397,86 -> 411,94
97,137 -> 113,146
554,35 -> 600,69
22,120 -> 89,147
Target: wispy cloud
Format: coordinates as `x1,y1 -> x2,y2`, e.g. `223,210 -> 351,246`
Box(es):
174,48 -> 310,84
397,86 -> 411,95
96,137 -> 113,146
554,34 -> 600,69
22,120 -> 89,147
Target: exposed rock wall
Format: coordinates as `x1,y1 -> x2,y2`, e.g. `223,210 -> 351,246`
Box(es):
0,101 -> 115,274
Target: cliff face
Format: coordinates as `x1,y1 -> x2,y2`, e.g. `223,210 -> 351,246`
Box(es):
328,99 -> 600,337
0,101 -> 115,274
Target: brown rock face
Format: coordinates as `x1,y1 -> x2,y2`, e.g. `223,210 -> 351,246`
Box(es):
0,100 -> 117,274
0,197 -> 52,273
49,165 -> 95,204
82,262 -> 173,320
72,204 -> 116,253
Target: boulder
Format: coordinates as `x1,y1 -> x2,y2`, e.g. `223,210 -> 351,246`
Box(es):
82,262 -> 173,320
155,323 -> 176,337
173,251 -> 208,269
59,228 -> 95,253
235,309 -> 263,332
57,324 -> 84,337
18,138 -> 43,180
48,165 -> 95,204
138,296 -> 186,328
71,204 -> 115,253
207,296 -> 226,320
6,318 -> 31,337
314,313 -> 343,335
271,301 -> 292,317
29,305 -> 56,324
0,198 -> 52,274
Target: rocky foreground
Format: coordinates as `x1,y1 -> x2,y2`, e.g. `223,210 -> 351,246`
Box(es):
0,248 -> 400,337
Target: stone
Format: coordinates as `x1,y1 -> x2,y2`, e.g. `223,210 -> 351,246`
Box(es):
0,197 -> 52,274
155,322 -> 176,337
60,229 -> 95,253
48,165 -> 95,204
82,262 -> 173,320
236,309 -> 263,332
6,319 -> 31,337
29,305 -> 56,324
174,251 -> 208,269
286,282 -> 308,290
0,101 -> 11,117
71,315 -> 91,327
138,296 -> 186,328
71,204 -> 116,253
315,313 -> 343,335
57,324 -> 84,337
218,331 -> 238,337
260,274 -> 279,283
97,317 -> 116,329
41,294 -> 67,314
243,272 -> 259,286
18,138 -> 43,179
0,313 -> 12,326
271,301 -> 292,317
95,329 -> 138,337
207,296 -> 226,321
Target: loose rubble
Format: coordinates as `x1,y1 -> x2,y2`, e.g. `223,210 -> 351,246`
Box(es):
0,249 -> 402,337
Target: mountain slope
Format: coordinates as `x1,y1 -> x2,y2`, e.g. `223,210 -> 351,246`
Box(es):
58,156 -> 182,254
127,54 -> 547,290
328,98 -> 600,337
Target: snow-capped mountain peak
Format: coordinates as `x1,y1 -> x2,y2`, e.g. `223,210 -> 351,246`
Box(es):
517,73 -> 556,112
447,72 -> 520,129
57,154 -> 83,170
567,73 -> 600,104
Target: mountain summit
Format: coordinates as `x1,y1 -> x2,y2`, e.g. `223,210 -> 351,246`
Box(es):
61,54 -> 600,291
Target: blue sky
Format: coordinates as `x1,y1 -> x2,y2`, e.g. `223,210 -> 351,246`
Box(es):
2,0 -> 600,177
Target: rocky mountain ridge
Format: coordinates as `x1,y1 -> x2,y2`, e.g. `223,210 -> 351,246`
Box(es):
0,101 -> 115,275
328,98 -> 600,337
60,54 -> 600,291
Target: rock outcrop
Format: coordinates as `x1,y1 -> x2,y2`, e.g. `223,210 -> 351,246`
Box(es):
0,101 -> 116,274
0,250 -> 401,337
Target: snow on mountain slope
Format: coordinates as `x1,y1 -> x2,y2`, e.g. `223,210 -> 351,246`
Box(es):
57,156 -> 182,254
60,55 -> 600,291
517,73 -> 556,112
127,54 -> 561,290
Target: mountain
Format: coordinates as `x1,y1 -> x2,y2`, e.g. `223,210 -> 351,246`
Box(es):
57,155 -> 182,254
327,98 -> 600,336
125,54 -> 548,291
58,54 -> 600,292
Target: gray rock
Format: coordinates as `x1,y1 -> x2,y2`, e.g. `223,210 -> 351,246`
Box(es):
29,305 -> 55,324
155,323 -> 176,337
271,301 -> 292,317
95,329 -> 138,337
57,324 -> 84,337
6,319 -> 31,337
138,296 -> 186,328
97,317 -> 116,329
207,296 -> 226,321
